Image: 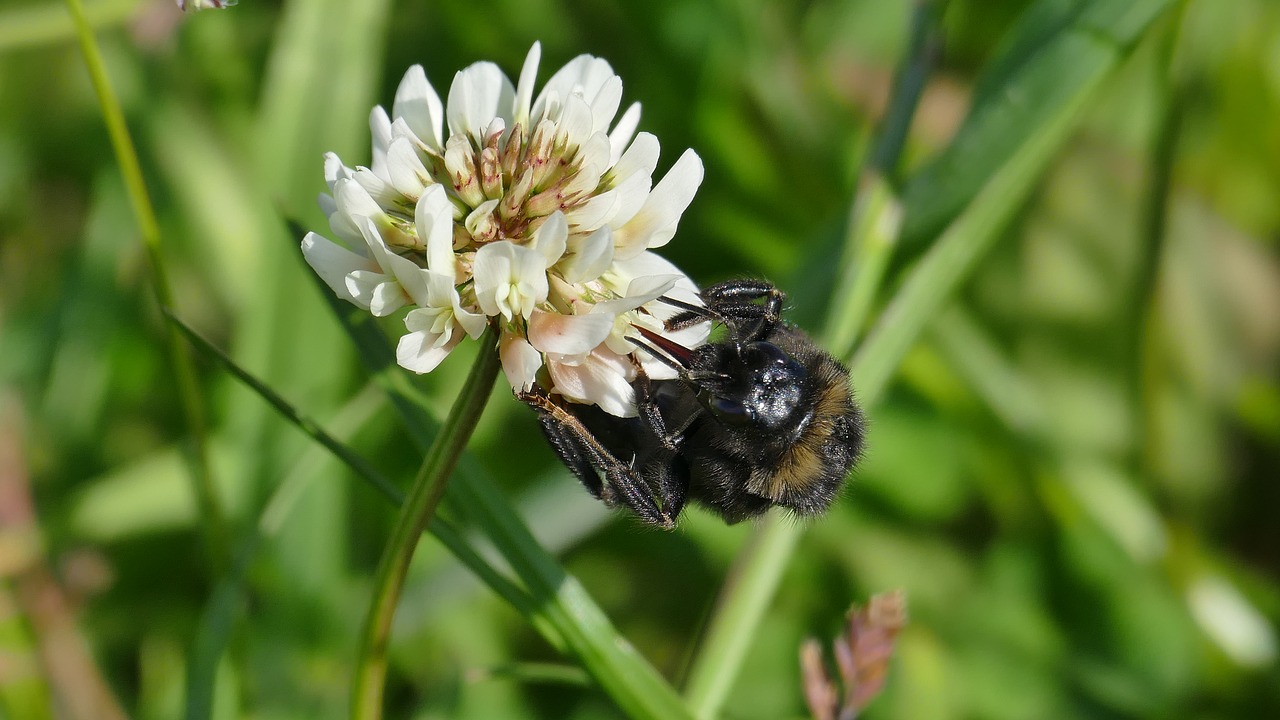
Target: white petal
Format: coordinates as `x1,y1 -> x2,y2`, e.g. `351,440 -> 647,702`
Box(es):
612,149 -> 704,258
611,251 -> 700,297
447,61 -> 516,142
473,241 -> 549,319
557,226 -> 614,284
570,187 -> 619,233
591,274 -> 679,316
533,54 -> 616,123
370,279 -> 410,317
393,65 -> 445,151
531,211 -> 568,266
351,167 -> 398,208
388,258 -> 432,308
324,152 -> 354,189
610,251 -> 709,353
301,232 -> 375,305
386,137 -> 429,198
556,94 -> 594,151
611,132 -> 660,185
608,102 -> 641,166
548,348 -> 637,417
454,301 -> 488,339
346,271 -> 403,316
603,169 -> 653,230
369,106 -> 393,176
335,178 -> 384,224
513,42 -> 542,126
416,184 -> 456,277
500,334 -> 543,393
561,158 -> 603,203
397,318 -> 461,374
527,310 -> 613,355
588,75 -> 622,135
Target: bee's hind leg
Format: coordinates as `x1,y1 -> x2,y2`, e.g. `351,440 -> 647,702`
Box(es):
518,389 -> 679,529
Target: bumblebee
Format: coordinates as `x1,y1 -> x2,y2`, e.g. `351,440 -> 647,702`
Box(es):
519,279 -> 865,528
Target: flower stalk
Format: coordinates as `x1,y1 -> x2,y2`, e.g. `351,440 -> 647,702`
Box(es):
351,326 -> 501,720
63,0 -> 228,571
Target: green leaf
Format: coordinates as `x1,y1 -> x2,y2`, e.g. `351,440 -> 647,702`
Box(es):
899,0 -> 1176,247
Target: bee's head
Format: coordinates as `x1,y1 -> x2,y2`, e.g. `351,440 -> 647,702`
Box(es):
628,324 -> 811,436
691,340 -> 809,435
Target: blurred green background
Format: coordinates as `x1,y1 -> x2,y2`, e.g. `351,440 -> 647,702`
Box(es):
2,0 -> 1279,718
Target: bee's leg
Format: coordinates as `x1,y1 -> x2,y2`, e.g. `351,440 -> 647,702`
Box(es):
699,279 -> 785,339
632,369 -> 694,449
531,412 -> 608,501
662,279 -> 785,339
631,371 -> 691,520
518,390 -> 676,528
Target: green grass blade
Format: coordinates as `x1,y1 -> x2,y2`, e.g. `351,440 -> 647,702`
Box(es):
899,0 -> 1177,247
63,0 -> 228,571
165,310 -> 403,504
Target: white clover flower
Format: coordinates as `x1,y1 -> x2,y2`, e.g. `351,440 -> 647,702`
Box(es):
302,42 -> 709,417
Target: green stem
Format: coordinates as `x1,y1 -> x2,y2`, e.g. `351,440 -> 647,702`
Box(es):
1131,4 -> 1186,479
868,0 -> 949,180
822,0 -> 946,358
682,517 -> 801,717
350,328 -> 501,720
64,0 -> 228,571
822,174 -> 904,360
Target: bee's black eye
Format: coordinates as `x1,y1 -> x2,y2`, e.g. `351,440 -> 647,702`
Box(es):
746,342 -> 789,367
710,397 -> 754,426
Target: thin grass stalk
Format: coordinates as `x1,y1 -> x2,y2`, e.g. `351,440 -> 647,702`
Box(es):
351,328 -> 501,720
822,0 -> 945,357
1132,5 -> 1187,478
63,0 -> 229,571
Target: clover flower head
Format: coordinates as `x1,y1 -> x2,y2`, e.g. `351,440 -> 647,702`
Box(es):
302,42 -> 709,417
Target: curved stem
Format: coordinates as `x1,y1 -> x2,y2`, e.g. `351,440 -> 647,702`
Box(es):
63,0 -> 228,571
350,329 -> 501,720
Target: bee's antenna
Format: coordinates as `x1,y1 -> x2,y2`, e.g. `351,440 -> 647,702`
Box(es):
657,295 -> 711,317
628,324 -> 697,373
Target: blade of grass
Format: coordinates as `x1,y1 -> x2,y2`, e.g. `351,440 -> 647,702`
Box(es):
822,0 -> 945,358
898,0 -> 1177,248
63,0 -> 228,571
822,174 -> 904,361
351,327 -> 501,720
1131,3 -> 1187,478
165,310 -> 401,504
682,1 -> 1176,715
